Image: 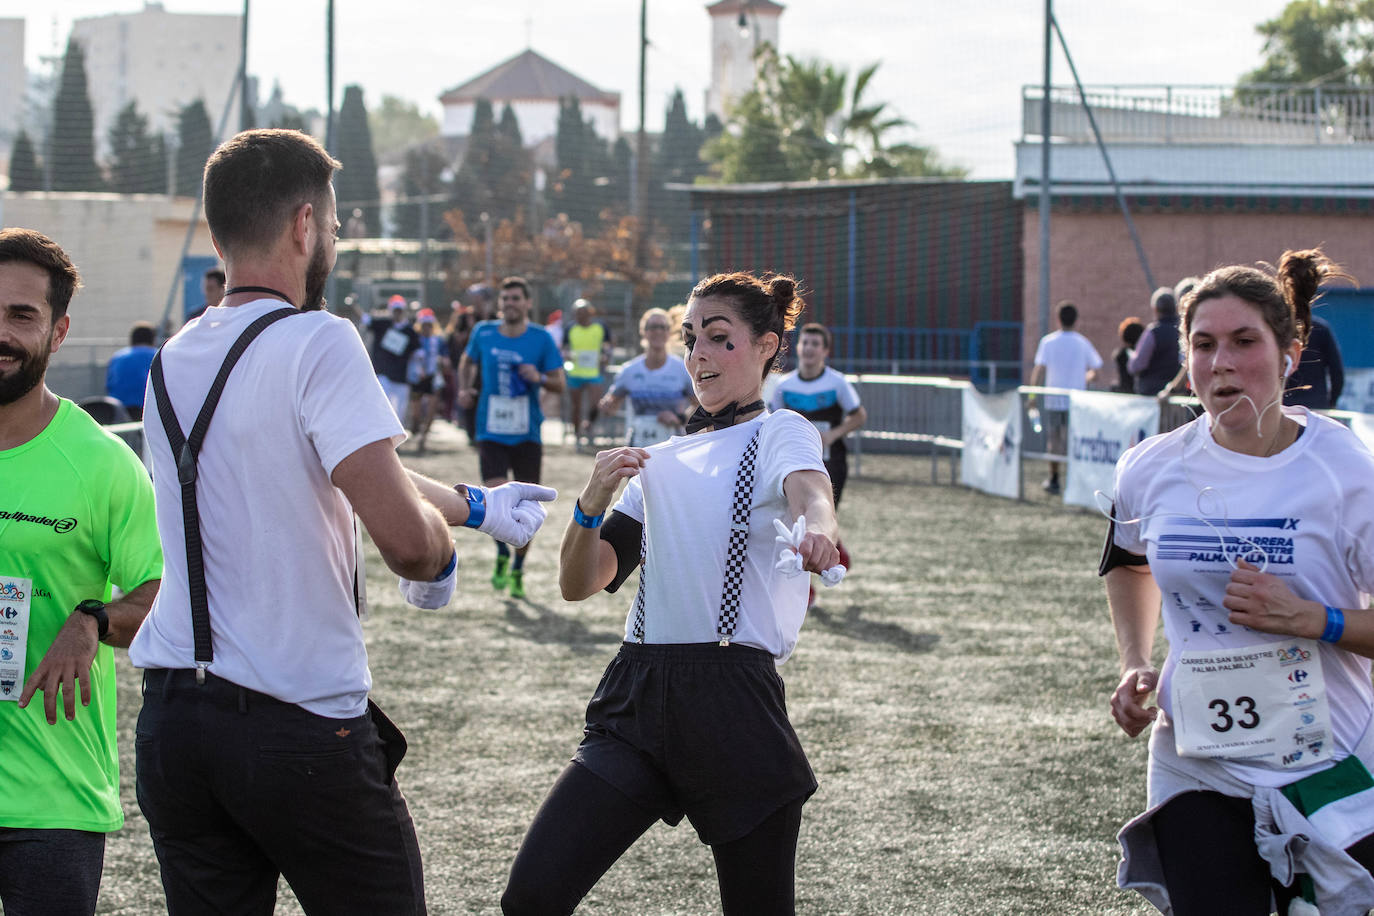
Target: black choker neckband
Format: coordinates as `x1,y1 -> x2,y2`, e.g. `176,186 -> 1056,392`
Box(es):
685,399 -> 765,434
225,286 -> 295,307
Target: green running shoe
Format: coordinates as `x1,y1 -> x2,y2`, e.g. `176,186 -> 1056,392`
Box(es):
491,555 -> 510,590
509,569 -> 526,599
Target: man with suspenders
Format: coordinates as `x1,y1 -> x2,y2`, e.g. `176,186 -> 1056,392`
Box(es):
129,129 -> 555,914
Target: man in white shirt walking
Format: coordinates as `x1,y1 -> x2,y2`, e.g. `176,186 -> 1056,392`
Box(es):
1029,301 -> 1102,494
130,129 -> 555,915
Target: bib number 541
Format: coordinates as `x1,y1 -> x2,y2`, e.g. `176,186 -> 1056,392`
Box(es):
1208,696 -> 1260,733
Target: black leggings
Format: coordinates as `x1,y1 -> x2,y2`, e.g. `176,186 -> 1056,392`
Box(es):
502,761 -> 803,916
1153,790 -> 1374,916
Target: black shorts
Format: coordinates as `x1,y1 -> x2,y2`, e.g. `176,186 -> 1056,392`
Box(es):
410,375 -> 435,396
824,444 -> 848,508
573,641 -> 817,845
477,439 -> 542,484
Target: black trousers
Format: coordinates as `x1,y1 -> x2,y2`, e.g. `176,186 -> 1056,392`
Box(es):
135,669 -> 425,915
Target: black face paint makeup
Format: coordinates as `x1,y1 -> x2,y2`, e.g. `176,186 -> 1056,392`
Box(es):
725,341 -> 735,350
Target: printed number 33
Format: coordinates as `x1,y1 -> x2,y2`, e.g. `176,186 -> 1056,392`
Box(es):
1208,696 -> 1260,733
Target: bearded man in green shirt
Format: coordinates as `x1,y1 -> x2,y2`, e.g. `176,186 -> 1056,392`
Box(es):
0,228 -> 162,915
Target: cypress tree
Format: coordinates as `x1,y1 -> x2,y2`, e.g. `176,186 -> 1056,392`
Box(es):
491,103 -> 533,225
107,101 -> 164,194
8,131 -> 42,191
49,39 -> 103,191
335,85 -> 381,234
174,100 -> 214,197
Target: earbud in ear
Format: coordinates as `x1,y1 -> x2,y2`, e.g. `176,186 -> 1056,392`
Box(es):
1283,354 -> 1294,377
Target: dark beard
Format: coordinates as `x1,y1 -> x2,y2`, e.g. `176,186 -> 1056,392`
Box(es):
302,236 -> 330,312
0,339 -> 51,406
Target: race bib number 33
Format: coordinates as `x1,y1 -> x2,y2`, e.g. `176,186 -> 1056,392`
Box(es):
1173,640 -> 1331,770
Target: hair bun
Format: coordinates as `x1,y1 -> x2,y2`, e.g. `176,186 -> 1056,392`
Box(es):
767,275 -> 796,306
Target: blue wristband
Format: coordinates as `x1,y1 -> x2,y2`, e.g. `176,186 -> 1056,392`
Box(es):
458,485 -> 486,529
433,550 -> 457,581
1321,605 -> 1345,643
573,500 -> 604,529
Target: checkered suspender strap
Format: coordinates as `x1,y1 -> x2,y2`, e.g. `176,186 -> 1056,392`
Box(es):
147,307 -> 299,682
630,525 -> 648,643
627,428 -> 761,646
716,431 -> 761,645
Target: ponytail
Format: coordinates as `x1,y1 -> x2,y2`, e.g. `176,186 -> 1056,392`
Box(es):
1182,246 -> 1353,352
1276,249 -> 1351,346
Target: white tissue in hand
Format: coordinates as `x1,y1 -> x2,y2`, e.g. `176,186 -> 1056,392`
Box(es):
772,516 -> 846,586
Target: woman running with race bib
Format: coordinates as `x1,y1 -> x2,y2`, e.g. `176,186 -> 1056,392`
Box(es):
501,272 -> 840,915
1101,248 -> 1374,915
597,307 -> 695,447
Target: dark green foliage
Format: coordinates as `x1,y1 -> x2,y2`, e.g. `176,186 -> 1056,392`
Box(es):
8,131 -> 42,191
395,145 -> 452,239
49,39 -> 103,191
551,96 -> 617,229
449,100 -> 533,231
335,85 -> 381,235
368,95 -> 440,160
1241,0 -> 1374,85
651,89 -> 709,235
610,135 -> 632,211
703,48 -> 964,182
174,99 -> 214,198
107,101 -> 166,194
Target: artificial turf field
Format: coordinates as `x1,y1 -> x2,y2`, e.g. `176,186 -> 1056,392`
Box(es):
95,422 -> 1160,914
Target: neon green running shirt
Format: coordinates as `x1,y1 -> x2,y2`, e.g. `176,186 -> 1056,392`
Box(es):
0,398 -> 161,830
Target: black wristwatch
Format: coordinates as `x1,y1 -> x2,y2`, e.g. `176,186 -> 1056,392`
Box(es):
73,599 -> 110,642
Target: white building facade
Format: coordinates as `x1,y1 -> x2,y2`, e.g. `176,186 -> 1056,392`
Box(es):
705,0 -> 783,121
0,18 -> 26,176
71,2 -> 240,158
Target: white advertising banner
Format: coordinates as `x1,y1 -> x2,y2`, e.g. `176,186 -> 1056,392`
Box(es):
1338,368 -> 1374,415
1064,391 -> 1160,510
960,387 -> 1022,500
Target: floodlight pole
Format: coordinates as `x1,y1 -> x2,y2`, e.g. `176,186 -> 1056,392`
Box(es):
1038,0 -> 1052,340
634,0 -> 650,299
239,0 -> 251,130
325,0 -> 336,153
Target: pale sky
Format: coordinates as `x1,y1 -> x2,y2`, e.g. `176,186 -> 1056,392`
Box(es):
18,0 -> 1292,178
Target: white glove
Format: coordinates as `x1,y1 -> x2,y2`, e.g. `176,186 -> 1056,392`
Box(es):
398,550 -> 457,609
467,482 -> 559,547
772,516 -> 846,587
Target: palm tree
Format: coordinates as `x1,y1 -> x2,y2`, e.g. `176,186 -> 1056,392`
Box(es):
705,48 -> 964,182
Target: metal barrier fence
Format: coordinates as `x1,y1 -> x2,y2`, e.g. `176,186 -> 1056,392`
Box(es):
846,375 -> 1371,500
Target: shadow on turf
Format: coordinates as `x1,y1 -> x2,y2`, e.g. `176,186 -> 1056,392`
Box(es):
806,604 -> 939,653
503,599 -> 623,650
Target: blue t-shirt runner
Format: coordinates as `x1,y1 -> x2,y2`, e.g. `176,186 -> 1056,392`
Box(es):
465,320 -> 563,446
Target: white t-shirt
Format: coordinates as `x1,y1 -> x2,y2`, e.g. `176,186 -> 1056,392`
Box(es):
612,410 -> 827,662
129,300 -> 404,718
1033,329 -> 1102,410
608,354 -> 693,446
1112,408 -> 1374,786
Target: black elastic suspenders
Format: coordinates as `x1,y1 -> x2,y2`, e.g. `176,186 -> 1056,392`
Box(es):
148,307 -> 298,683
630,428 -> 762,646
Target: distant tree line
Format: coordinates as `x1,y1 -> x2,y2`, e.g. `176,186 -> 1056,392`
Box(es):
9,37 -> 329,196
